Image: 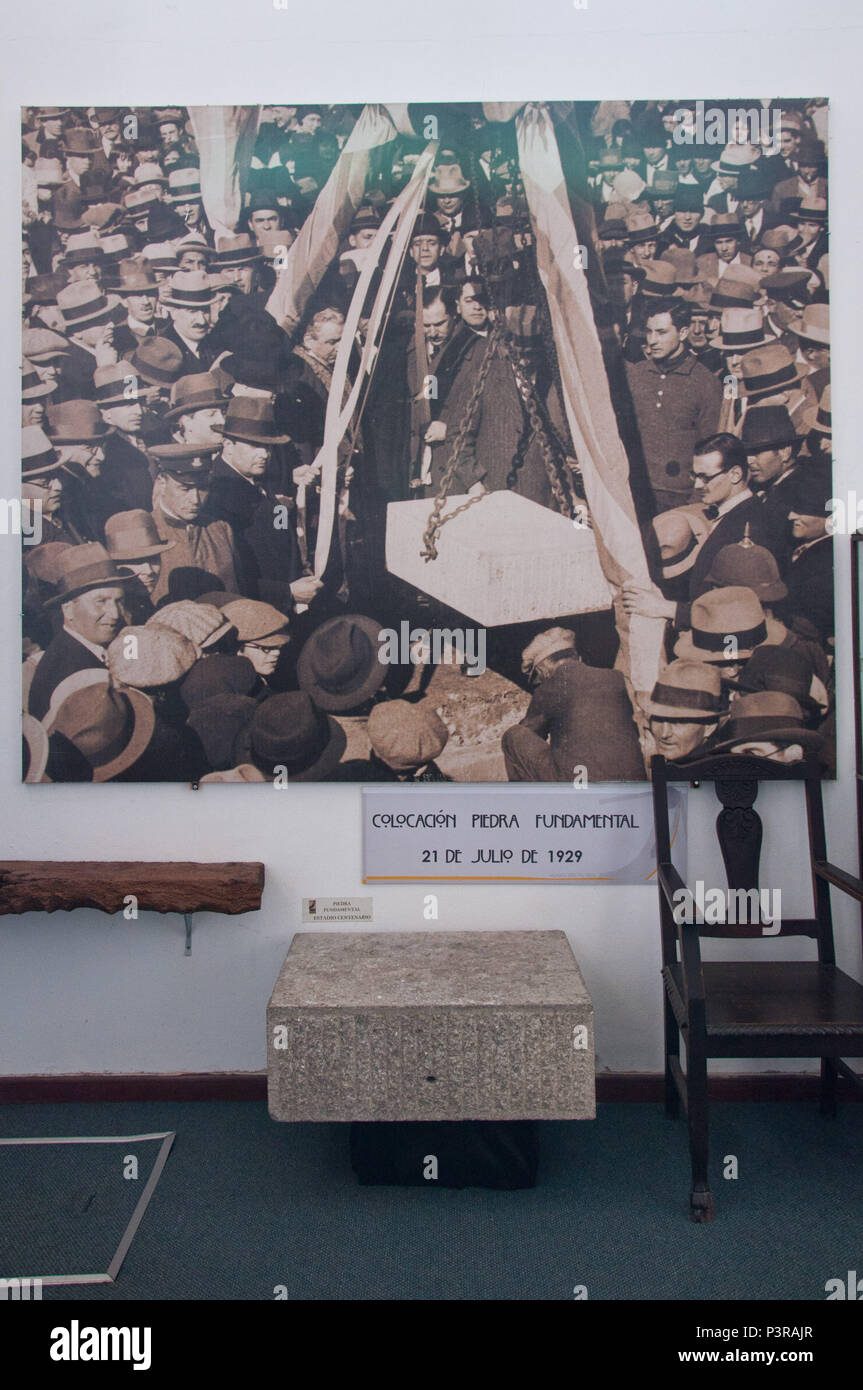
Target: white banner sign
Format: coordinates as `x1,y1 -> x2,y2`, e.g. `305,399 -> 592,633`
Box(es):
362,786 -> 686,883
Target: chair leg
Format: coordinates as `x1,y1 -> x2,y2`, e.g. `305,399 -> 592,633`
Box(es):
820,1057 -> 838,1118
686,1042 -> 714,1222
664,994 -> 680,1118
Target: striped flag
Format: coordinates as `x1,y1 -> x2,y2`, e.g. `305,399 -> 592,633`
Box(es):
313,146 -> 437,578
265,104 -> 403,335
186,107 -> 261,240
514,102 -> 665,697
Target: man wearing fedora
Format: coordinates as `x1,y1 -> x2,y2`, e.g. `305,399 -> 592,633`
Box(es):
709,691 -> 823,764
202,236 -> 287,365
782,465 -> 835,646
696,214 -> 752,284
166,167 -> 206,233
112,258 -> 161,345
656,186 -> 705,255
316,205 -> 380,313
44,398 -> 125,541
429,152 -> 475,261
646,660 -> 724,764
770,137 -> 827,218
295,614 -> 387,716
166,372 -> 229,448
28,543 -> 133,720
392,213 -> 457,323
104,509 -> 174,622
207,397 -> 318,614
245,692 -> 347,783
147,443 -> 241,605
741,403 -> 804,570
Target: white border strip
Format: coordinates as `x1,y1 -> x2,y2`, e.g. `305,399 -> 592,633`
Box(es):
0,1131 -> 175,1288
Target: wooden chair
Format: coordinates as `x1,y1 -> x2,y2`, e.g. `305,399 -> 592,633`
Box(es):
651,752 -> 863,1221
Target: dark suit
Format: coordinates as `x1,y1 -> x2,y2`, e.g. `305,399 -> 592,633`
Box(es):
100,432 -> 155,514
684,494 -> 774,603
28,627 -> 106,720
207,455 -> 303,613
200,292 -> 285,366
502,656 -> 645,782
782,534 -> 834,642
153,326 -> 209,377
754,470 -> 803,576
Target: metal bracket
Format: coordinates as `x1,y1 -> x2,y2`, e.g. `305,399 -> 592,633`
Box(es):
184,913 -> 194,956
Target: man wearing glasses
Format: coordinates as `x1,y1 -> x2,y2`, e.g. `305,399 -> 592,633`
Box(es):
622,432 -> 771,623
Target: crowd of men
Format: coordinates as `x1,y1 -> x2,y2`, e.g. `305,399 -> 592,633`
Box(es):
20,100 -> 834,783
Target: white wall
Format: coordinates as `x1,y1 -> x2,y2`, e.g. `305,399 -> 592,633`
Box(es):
2,0 -> 860,1076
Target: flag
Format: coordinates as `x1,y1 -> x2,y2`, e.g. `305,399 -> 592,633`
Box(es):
313,146 -> 438,578
265,104 -> 402,335
514,102 -> 665,696
186,107 -> 261,240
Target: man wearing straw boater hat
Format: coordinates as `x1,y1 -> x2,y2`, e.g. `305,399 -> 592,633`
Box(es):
711,307 -> 777,432
733,342 -> 815,438
54,280 -> 123,401
208,397 -> 319,613
785,302 -> 829,399
93,361 -> 159,513
27,543 -> 134,720
21,424 -> 80,546
786,195 -> 828,270
155,270 -> 218,374
166,166 -> 205,232
672,586 -> 768,690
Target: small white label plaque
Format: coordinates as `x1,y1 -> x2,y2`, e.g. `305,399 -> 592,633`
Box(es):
302,896 -> 374,923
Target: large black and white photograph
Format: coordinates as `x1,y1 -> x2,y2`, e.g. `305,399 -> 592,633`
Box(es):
20,98 -> 834,783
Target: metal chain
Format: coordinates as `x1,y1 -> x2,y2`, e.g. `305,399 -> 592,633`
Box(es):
496,329 -> 583,517
420,317 -> 504,562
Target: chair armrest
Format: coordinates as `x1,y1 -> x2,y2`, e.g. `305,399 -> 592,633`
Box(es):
814,860 -> 863,906
657,862 -> 706,1004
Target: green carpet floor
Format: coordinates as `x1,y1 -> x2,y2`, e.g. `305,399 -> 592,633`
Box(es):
1,1101 -> 860,1301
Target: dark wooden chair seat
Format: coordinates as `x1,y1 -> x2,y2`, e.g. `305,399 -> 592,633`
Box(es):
652,752 -> 863,1221
664,962 -> 863,1043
